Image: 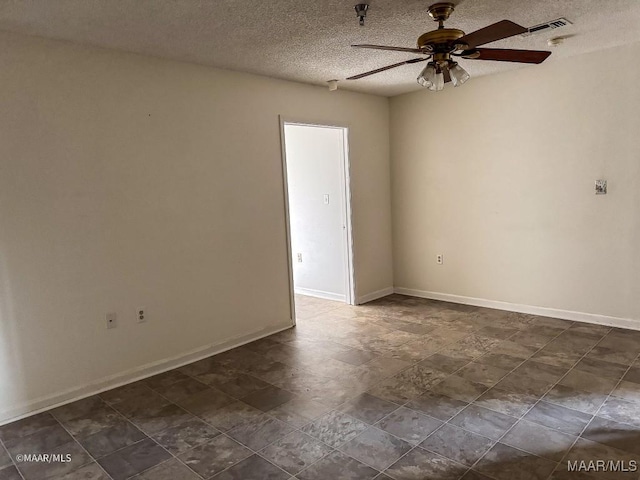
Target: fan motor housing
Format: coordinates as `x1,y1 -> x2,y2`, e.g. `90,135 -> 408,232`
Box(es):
417,28 -> 466,51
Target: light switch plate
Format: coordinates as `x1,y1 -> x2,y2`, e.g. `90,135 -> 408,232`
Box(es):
595,180 -> 607,195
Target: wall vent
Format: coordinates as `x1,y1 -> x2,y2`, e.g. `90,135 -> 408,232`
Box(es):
522,18 -> 572,37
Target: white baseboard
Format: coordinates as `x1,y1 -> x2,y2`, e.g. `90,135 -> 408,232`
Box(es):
295,287 -> 346,302
394,287 -> 640,332
0,321 -> 294,426
357,286 -> 395,305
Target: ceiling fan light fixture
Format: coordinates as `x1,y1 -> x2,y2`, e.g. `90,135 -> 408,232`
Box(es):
431,68 -> 445,91
448,62 -> 470,87
417,63 -> 436,88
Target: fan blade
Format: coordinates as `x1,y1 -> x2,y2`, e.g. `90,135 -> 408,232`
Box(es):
347,58 -> 429,80
457,20 -> 528,49
463,48 -> 551,64
352,44 -> 426,54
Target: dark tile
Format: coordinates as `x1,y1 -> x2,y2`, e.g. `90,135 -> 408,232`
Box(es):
460,472 -> 495,480
559,368 -> 619,396
375,406 -> 442,445
430,375 -> 489,402
176,387 -> 235,416
513,361 -> 567,385
215,374 -> 270,398
0,466 -> 21,480
144,370 -> 191,390
260,431 -> 333,475
0,413 -> 58,445
56,462 -> 111,479
51,396 -> 106,423
99,382 -> 154,405
523,401 -> 592,435
531,348 -> 581,368
196,400 -> 263,432
97,438 -> 171,480
110,390 -> 170,418
598,397 -> 640,427
137,458 -> 200,480
449,405 -> 518,440
4,423 -> 72,456
396,323 -> 434,335
17,441 -> 92,480
418,353 -> 473,374
509,331 -> 553,349
474,443 -> 557,480
366,376 -> 426,405
386,447 -> 467,480
301,411 -> 369,448
153,378 -> 210,403
339,427 -> 412,471
393,365 -> 449,391
474,387 -> 539,418
574,357 -> 629,378
227,414 -> 294,450
477,326 -> 519,340
491,340 -> 538,359
241,385 -> 295,412
151,418 -> 220,454
586,346 -> 637,366
543,384 -> 607,415
457,362 -> 511,387
420,424 -> 494,466
493,372 -> 551,396
338,393 -> 399,425
0,445 -> 11,470
59,405 -> 123,438
501,419 -> 576,461
296,450 -> 379,480
611,380 -> 640,404
79,419 -> 146,458
582,415 -> 640,456
129,403 -> 194,435
332,349 -> 377,366
178,435 -> 252,478
478,353 -> 524,370
407,391 -> 468,422
622,366 -> 640,385
269,396 -> 331,428
211,454 -> 288,479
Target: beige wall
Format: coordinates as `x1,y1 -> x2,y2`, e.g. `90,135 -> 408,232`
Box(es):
391,44 -> 640,325
0,31 -> 392,421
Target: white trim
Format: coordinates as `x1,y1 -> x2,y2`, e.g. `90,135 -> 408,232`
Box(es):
294,287 -> 346,302
357,287 -> 395,305
0,322 -> 293,426
394,288 -> 640,331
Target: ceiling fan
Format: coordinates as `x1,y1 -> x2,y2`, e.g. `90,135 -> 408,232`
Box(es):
347,2 -> 552,91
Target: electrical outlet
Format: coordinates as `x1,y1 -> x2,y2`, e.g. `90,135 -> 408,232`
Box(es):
436,254 -> 443,265
297,253 -> 303,263
136,307 -> 146,323
323,194 -> 330,205
106,312 -> 117,329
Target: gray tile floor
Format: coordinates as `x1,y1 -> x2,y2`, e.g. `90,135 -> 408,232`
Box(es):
1,294 -> 640,479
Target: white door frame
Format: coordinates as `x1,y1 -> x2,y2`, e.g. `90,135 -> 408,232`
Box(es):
279,116 -> 356,324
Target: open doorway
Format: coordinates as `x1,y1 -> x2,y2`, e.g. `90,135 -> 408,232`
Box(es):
280,120 -> 355,322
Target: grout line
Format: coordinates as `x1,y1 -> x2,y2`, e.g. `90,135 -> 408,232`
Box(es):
0,435 -> 27,480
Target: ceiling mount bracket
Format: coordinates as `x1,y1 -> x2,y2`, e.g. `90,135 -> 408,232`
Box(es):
355,4 -> 369,26
428,2 -> 455,26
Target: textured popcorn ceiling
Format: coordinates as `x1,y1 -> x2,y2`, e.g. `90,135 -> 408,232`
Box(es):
1,0 -> 639,96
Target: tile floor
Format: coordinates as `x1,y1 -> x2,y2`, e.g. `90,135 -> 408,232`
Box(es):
1,294 -> 640,479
